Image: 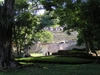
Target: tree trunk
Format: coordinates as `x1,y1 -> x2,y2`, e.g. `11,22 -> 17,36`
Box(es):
0,0 -> 18,69
82,36 -> 90,54
89,40 -> 98,63
83,38 -> 90,54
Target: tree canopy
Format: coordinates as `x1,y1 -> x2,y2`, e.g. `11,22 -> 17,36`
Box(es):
13,0 -> 57,56
1,0 -> 100,69
0,0 -> 56,68
41,0 -> 100,60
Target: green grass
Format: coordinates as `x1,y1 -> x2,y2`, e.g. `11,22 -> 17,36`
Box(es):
15,55 -> 94,64
1,53 -> 99,75
8,49 -> 99,75
1,64 -> 100,75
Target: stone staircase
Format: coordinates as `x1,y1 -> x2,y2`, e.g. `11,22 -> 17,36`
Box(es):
52,31 -> 78,43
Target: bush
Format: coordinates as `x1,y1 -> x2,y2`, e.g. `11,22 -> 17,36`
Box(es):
52,50 -> 91,58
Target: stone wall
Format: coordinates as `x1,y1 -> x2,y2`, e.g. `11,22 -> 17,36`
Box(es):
29,41 -> 85,55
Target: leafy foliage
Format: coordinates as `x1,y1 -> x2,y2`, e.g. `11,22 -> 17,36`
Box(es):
34,30 -> 54,43
41,0 -> 100,56
12,0 -> 59,56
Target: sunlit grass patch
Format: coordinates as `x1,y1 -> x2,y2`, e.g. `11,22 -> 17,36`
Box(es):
35,56 -> 94,63
19,62 -> 33,65
30,53 -> 44,57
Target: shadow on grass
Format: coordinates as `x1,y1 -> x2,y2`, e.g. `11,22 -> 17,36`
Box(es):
16,55 -> 98,65
16,49 -> 100,67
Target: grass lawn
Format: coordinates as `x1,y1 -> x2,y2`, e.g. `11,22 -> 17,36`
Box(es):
15,55 -> 94,64
0,64 -> 100,75
1,51 -> 99,75
6,55 -> 98,75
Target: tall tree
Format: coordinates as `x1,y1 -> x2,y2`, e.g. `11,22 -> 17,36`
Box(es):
13,0 -> 30,56
0,0 -> 17,68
